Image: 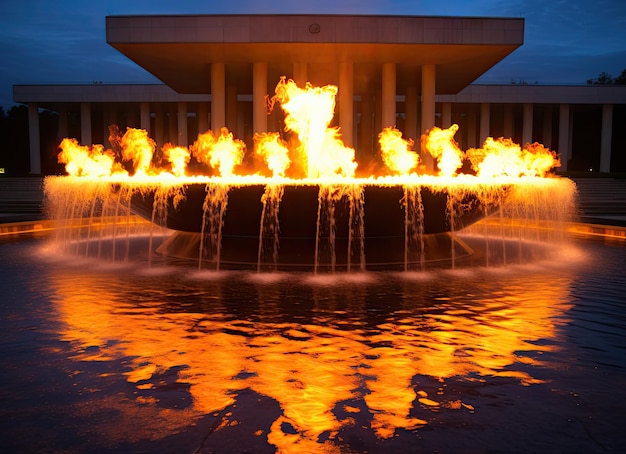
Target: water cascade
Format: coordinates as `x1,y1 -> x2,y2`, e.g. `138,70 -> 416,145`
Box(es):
43,78 -> 576,272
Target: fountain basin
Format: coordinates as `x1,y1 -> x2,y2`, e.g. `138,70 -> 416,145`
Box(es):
128,183 -> 504,270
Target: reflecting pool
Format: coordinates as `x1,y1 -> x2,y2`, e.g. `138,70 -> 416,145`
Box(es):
1,233 -> 625,453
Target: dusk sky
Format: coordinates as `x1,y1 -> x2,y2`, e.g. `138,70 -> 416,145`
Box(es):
1,0 -> 626,109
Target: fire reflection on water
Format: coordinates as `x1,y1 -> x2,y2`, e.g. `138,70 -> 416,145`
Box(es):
49,264 -> 573,452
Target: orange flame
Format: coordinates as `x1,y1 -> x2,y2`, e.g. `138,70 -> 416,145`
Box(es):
56,78 -> 561,183
191,127 -> 246,177
162,144 -> 190,178
421,125 -> 464,177
378,127 -> 419,175
270,77 -> 357,179
254,132 -> 290,178
120,128 -> 155,176
57,138 -> 123,177
468,137 -> 560,178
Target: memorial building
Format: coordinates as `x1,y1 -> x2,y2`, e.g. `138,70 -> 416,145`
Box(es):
12,14 -> 626,174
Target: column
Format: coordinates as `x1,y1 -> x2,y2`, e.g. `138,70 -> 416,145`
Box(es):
80,102 -> 92,145
467,106 -> 477,149
154,104 -> 164,149
558,104 -> 571,171
339,61 -> 354,147
381,63 -> 396,129
140,102 -> 150,135
441,102 -> 452,129
211,62 -> 226,132
168,106 -> 177,144
27,103 -> 41,174
421,63 -> 436,133
374,90 -> 382,138
600,103 -> 613,173
226,85 -> 238,133
542,105 -> 553,149
101,105 -> 109,145
359,94 -> 374,164
405,86 -> 418,140
522,103 -> 533,145
56,104 -> 68,143
106,108 -> 117,147
253,62 -> 268,134
503,104 -> 514,139
177,102 -> 188,146
198,102 -> 209,135
293,63 -> 308,86
478,102 -> 491,147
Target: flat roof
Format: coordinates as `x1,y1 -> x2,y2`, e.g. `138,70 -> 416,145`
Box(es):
106,14 -> 524,95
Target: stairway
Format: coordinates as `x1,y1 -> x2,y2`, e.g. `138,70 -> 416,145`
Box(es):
571,178 -> 626,226
0,177 -> 45,219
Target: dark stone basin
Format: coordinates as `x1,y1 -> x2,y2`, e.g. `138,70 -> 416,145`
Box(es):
129,183 -> 503,270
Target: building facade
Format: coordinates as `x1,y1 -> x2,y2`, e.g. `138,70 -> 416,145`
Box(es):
12,14 -> 626,174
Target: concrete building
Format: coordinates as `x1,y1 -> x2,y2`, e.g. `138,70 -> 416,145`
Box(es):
12,14 -> 626,175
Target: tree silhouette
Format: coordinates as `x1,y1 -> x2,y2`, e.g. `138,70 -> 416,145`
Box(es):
586,69 -> 626,85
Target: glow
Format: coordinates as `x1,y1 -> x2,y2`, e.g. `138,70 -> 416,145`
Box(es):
56,77 -> 561,187
48,266 -> 573,448
378,126 -> 419,175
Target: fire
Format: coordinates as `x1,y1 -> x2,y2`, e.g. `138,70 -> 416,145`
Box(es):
254,132 -> 290,178
269,77 -> 357,179
421,124 -> 464,177
468,137 -> 560,178
57,138 -> 121,177
191,128 -> 246,177
378,127 -> 419,175
119,127 -> 155,176
162,144 -> 190,177
56,77 -> 560,183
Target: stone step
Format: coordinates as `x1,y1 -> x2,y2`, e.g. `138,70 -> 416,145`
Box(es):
0,177 -> 45,213
571,178 -> 626,220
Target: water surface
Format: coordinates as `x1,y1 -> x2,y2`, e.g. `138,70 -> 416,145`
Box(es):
1,234 -> 625,453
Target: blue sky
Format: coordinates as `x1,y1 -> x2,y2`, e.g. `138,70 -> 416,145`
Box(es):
1,0 -> 625,109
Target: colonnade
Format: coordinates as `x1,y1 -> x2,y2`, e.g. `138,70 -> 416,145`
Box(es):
25,68 -> 619,174
196,61 -> 438,152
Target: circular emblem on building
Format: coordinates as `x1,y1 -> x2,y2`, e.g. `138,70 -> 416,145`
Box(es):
309,23 -> 321,34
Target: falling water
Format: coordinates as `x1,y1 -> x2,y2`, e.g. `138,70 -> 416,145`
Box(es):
42,175 -> 578,273
199,183 -> 230,271
43,177 -> 157,262
313,184 -> 367,273
257,184 -> 284,272
314,185 -> 338,274
403,185 -> 426,271
347,184 -> 365,272
460,177 -> 578,267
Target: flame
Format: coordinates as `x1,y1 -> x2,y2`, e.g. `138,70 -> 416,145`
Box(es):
162,144 -> 190,177
421,125 -> 464,177
191,127 -> 246,177
254,132 -> 290,178
119,127 -> 155,176
378,127 -> 419,175
270,77 -> 357,179
468,137 -> 560,178
58,138 -> 122,177
56,77 -> 561,183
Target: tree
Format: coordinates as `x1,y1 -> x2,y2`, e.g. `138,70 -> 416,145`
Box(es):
0,105 -> 30,174
586,69 -> 626,85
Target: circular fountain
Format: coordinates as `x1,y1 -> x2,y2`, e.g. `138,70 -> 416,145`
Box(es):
46,78 -> 571,272
127,181 -> 505,271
